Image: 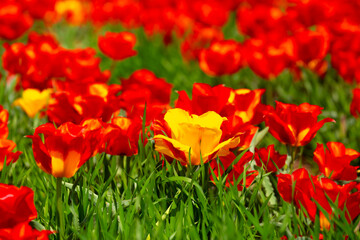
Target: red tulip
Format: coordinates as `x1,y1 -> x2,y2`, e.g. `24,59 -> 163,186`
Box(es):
119,69 -> 172,124
175,83 -> 232,116
199,40 -> 243,76
0,183 -> 54,239
277,168 -> 360,230
102,117 -> 142,156
27,121 -> 101,178
47,82 -> 121,125
313,142 -> 360,181
264,101 -> 335,146
0,221 -> 53,240
255,145 -> 286,173
98,32 -> 137,60
210,152 -> 258,191
0,139 -> 22,171
0,184 -> 37,229
0,2 -> 33,40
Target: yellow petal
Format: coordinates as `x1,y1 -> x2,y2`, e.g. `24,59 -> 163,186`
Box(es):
154,135 -> 191,165
13,88 -> 52,118
164,108 -> 192,139
192,111 -> 226,129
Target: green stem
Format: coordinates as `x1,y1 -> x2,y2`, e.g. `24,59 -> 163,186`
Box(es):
202,163 -> 210,193
56,177 -> 65,240
109,60 -> 117,73
265,80 -> 274,105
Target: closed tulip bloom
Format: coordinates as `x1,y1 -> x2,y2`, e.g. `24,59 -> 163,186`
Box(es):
0,2 -> 33,40
27,121 -> 101,178
98,31 -> 137,60
313,142 -> 360,181
13,88 -> 52,117
153,108 -> 240,166
199,40 -> 243,76
264,101 -> 335,146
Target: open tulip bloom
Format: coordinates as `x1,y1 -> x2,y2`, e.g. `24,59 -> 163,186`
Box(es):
153,108 -> 240,166
264,101 -> 335,147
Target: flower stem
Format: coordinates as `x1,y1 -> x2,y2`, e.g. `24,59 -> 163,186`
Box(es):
56,177 -> 65,240
202,162 -> 210,193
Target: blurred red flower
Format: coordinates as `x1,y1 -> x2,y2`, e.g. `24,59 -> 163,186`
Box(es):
291,26 -> 329,76
189,0 -> 230,27
264,101 -> 335,146
0,106 -> 9,139
27,121 -> 102,178
47,82 -> 121,125
2,32 -> 110,91
119,69 -> 172,124
313,142 -> 360,181
243,37 -> 294,79
2,32 -> 60,90
236,4 -> 287,42
181,25 -> 223,61
350,88 -> 360,118
199,40 -> 243,76
254,145 -> 286,173
0,2 -> 33,40
98,31 -> 137,60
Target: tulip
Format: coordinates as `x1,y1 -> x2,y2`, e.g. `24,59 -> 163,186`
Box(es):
27,121 -> 101,178
264,101 -> 335,146
0,183 -> 53,239
313,142 -> 360,181
254,145 -> 286,173
0,139 -> 21,171
153,108 -> 240,165
13,88 -> 52,117
98,31 -> 137,60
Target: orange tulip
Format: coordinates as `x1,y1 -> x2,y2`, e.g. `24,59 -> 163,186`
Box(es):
27,121 -> 101,178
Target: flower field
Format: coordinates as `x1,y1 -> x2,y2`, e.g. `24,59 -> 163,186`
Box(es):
1,0 -> 360,239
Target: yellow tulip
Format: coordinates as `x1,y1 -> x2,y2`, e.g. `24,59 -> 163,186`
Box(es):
153,108 -> 240,165
13,88 -> 52,117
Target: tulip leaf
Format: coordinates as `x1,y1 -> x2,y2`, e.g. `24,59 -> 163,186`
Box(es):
262,175 -> 277,206
249,127 -> 269,153
30,220 -> 47,231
